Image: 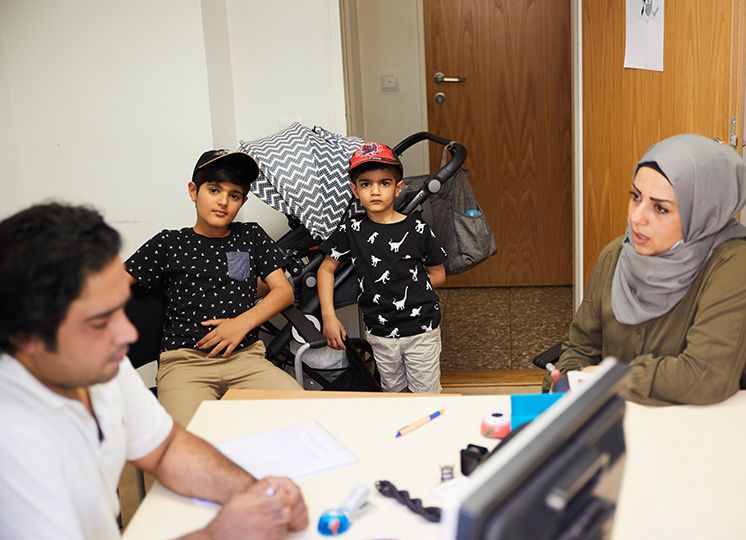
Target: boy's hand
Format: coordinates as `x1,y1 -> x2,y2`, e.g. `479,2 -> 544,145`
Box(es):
322,317 -> 347,350
197,317 -> 251,358
426,264 -> 446,288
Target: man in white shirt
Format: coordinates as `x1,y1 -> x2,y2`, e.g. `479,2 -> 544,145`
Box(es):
0,203 -> 308,540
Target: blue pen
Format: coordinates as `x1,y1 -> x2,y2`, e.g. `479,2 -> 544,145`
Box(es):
395,409 -> 444,438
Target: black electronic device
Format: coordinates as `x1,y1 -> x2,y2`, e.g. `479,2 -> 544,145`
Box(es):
442,358 -> 628,540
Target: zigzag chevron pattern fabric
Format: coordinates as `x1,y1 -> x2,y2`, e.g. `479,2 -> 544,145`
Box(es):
239,123 -> 363,239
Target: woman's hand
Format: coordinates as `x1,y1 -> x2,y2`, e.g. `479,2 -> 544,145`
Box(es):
548,368 -> 562,392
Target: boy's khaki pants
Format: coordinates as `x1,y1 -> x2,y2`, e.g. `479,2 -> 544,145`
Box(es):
157,340 -> 302,426
366,327 -> 442,393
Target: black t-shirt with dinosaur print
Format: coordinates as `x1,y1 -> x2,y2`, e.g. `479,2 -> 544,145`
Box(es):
321,212 -> 447,338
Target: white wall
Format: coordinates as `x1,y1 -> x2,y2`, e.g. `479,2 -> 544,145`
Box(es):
0,0 -> 213,257
0,28 -> 25,219
227,1 -> 347,140
0,0 -> 348,254
225,0 -> 348,239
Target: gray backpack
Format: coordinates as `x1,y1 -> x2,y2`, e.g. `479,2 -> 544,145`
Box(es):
403,149 -> 497,275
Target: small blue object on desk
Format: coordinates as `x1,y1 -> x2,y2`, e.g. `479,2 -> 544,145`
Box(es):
318,509 -> 351,536
317,484 -> 371,536
510,393 -> 564,430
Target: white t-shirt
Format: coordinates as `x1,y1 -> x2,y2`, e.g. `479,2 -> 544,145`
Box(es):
0,355 -> 173,540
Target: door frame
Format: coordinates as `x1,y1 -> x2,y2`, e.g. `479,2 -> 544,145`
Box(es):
572,0 -> 583,309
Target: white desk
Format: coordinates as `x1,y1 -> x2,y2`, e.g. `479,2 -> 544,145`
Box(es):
612,392 -> 746,540
124,391 -> 746,540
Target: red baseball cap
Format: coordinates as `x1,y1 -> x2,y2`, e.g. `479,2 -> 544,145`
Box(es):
348,142 -> 403,176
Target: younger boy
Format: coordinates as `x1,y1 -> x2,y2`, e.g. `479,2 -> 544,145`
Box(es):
318,142 -> 447,393
126,150 -> 302,425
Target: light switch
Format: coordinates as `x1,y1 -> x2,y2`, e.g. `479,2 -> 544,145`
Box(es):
380,73 -> 399,93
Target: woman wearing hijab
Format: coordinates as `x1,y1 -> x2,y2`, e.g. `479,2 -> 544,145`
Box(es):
548,134 -> 746,405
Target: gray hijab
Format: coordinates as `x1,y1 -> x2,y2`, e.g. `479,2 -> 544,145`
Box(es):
611,134 -> 746,325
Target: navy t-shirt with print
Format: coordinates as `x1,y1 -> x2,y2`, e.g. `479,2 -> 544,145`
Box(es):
321,212 -> 447,338
125,222 -> 287,352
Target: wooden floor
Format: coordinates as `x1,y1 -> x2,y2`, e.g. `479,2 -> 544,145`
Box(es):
442,368 -> 545,394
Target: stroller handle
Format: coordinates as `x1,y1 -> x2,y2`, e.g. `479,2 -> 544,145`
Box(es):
392,131 -> 467,178
393,132 -> 467,215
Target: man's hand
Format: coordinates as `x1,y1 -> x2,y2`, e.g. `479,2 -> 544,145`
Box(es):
200,479 -> 305,540
264,477 -> 309,531
197,317 -> 250,358
322,317 -> 347,350
136,426 -> 309,540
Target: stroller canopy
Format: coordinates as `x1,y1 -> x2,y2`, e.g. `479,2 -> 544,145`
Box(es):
239,123 -> 362,240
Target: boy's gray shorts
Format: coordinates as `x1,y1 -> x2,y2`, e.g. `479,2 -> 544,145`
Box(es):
366,327 -> 442,393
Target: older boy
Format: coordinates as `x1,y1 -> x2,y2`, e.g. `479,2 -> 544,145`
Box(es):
0,203 -> 307,539
126,150 -> 301,426
318,142 -> 447,393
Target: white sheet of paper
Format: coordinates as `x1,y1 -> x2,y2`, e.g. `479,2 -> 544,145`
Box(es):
624,0 -> 664,71
568,370 -> 595,393
431,475 -> 473,504
216,421 -> 357,480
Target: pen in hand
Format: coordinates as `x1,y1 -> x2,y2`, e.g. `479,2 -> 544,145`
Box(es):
395,409 -> 444,438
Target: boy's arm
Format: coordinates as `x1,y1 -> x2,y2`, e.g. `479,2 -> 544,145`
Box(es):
318,256 -> 346,350
426,264 -> 446,288
196,268 -> 294,358
257,277 -> 269,297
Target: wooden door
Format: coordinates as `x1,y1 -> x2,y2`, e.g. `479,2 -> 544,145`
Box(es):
424,0 -> 573,286
583,0 -> 745,282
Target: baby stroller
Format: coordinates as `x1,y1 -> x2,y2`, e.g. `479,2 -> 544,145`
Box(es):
242,127 -> 467,391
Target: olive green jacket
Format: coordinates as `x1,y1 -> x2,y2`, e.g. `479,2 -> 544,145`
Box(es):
551,236 -> 746,406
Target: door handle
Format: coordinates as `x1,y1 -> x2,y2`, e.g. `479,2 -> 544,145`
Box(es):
434,72 -> 466,84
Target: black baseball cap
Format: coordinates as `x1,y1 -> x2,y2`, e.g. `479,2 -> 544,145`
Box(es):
191,150 -> 260,183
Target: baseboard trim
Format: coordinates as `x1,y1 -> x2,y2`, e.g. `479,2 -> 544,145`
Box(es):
442,369 -> 546,388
